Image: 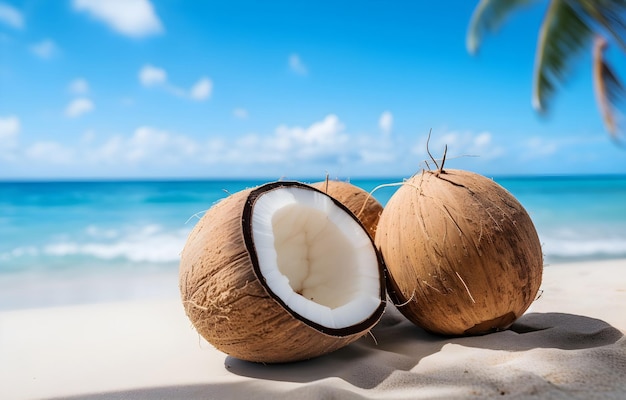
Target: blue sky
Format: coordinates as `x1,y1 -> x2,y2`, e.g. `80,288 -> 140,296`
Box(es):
1,0 -> 625,179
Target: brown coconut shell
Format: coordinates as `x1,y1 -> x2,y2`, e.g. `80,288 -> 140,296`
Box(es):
310,180 -> 383,239
180,181 -> 386,363
375,169 -> 543,336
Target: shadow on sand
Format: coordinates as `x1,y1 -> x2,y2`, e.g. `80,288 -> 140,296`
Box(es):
53,308 -> 624,400
224,307 -> 623,387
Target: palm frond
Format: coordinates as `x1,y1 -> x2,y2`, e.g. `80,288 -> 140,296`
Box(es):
467,0 -> 539,54
577,0 -> 626,51
592,35 -> 625,138
532,0 -> 593,112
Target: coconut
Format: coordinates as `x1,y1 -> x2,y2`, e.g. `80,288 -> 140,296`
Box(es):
310,180 -> 383,239
375,169 -> 543,336
180,181 -> 386,363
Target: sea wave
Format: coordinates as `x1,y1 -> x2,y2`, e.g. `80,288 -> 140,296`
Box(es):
3,224 -> 626,268
1,224 -> 189,265
0,246 -> 39,262
541,234 -> 626,261
44,224 -> 188,263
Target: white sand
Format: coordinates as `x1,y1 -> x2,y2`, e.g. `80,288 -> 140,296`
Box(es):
1,259 -> 625,400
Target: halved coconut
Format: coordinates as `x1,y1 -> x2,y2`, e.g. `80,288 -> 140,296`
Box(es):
180,181 -> 386,363
310,180 -> 383,240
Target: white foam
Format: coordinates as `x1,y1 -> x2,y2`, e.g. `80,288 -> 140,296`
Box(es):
542,233 -> 626,259
41,224 -> 188,263
0,246 -> 39,262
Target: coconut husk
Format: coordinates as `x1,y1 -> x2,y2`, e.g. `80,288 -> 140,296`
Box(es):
375,169 -> 543,336
310,180 -> 383,239
180,181 -> 386,363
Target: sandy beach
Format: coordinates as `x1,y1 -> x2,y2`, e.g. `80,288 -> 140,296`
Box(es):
1,258 -> 625,400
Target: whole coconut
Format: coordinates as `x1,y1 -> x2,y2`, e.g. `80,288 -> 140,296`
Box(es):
310,180 -> 383,239
180,181 -> 386,363
375,169 -> 543,336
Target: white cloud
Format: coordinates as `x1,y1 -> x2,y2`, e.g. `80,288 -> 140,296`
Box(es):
25,141 -> 74,164
92,126 -> 197,164
0,115 -> 19,161
126,126 -> 194,162
379,111 -> 393,136
139,64 -> 167,87
14,127 -> 193,169
275,114 -> 346,152
412,129 -> 505,165
91,135 -> 123,162
65,98 -> 94,118
69,78 -> 89,94
139,65 -> 213,101
521,137 -> 559,159
0,2 -> 23,29
288,53 -> 308,75
196,115 -> 351,166
233,108 -> 248,119
474,132 -> 491,147
0,115 -> 21,161
30,39 -> 57,59
470,132 -> 504,159
0,115 -> 19,141
222,114 -> 348,165
72,0 -> 163,38
0,115 -> 410,176
359,149 -> 395,164
189,77 -> 212,101
206,114 -> 403,170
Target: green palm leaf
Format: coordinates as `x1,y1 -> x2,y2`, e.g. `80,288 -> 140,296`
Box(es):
467,0 -> 539,54
532,0 -> 593,112
577,0 -> 626,50
467,0 -> 626,139
593,35 -> 625,137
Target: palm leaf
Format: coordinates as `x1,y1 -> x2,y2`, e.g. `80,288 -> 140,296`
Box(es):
467,0 -> 539,54
532,0 -> 593,112
577,0 -> 626,51
592,35 -> 625,138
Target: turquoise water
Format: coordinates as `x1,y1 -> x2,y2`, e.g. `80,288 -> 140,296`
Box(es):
495,175 -> 626,261
1,175 -> 625,309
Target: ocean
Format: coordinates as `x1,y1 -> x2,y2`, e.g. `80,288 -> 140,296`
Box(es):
1,175 -> 625,310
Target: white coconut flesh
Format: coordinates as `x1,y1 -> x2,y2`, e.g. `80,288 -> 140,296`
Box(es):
251,186 -> 382,331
